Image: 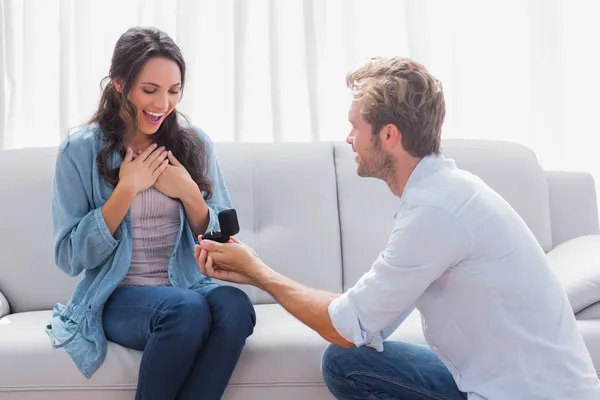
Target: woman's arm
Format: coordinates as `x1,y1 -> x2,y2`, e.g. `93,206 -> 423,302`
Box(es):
101,182 -> 137,235
181,185 -> 210,237
185,128 -> 233,239
52,146 -> 122,276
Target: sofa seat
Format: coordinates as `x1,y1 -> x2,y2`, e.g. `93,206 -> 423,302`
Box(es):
2,304 -> 599,399
0,304 -> 329,399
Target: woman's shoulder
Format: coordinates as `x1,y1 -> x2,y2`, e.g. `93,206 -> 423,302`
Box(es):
58,122 -> 103,159
185,124 -> 215,151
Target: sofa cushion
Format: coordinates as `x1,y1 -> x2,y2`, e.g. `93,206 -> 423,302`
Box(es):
214,142 -> 343,303
578,303 -> 600,320
0,305 -> 352,396
546,235 -> 600,313
0,147 -> 81,314
0,290 -> 9,318
3,306 -> 596,398
334,139 -> 553,290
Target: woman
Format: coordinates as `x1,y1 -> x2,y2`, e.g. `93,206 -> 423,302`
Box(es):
46,27 -> 256,400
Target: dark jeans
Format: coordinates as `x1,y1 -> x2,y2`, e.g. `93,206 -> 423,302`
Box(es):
102,284 -> 256,400
322,341 -> 467,400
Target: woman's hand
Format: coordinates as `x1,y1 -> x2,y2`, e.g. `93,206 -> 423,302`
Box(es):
119,144 -> 169,193
153,151 -> 198,199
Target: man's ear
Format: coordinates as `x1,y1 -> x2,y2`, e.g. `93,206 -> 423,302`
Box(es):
381,123 -> 401,148
113,78 -> 124,93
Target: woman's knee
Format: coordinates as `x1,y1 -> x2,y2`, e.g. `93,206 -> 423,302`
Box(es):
204,285 -> 256,336
158,289 -> 212,341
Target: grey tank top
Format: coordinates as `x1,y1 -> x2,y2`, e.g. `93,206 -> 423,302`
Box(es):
120,187 -> 180,287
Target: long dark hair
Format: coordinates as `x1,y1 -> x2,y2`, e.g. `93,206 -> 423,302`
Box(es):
88,27 -> 212,199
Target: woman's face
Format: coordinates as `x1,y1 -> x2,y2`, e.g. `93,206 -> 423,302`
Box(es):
120,57 -> 182,137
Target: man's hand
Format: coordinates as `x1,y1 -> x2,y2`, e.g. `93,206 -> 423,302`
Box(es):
195,236 -> 267,287
196,236 -> 354,349
153,151 -> 197,199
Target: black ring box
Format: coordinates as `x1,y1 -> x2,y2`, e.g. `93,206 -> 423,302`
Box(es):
202,209 -> 240,243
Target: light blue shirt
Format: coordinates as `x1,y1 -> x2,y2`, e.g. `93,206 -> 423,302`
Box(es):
47,122 -> 231,377
329,154 -> 600,399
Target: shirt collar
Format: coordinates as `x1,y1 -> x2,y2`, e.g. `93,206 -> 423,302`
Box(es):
401,153 -> 453,198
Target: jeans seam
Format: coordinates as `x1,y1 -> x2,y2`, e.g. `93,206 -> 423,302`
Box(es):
104,301 -> 190,314
347,377 -> 381,400
346,371 -> 458,400
137,327 -> 158,400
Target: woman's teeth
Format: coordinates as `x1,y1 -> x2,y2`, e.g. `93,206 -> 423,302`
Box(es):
143,110 -> 164,124
145,110 -> 164,117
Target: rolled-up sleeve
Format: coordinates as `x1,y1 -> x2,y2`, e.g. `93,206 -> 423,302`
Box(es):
52,147 -> 120,276
328,205 -> 472,350
190,127 -> 233,236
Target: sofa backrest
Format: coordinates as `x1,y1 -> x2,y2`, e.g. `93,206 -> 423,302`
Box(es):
211,142 -> 344,304
0,139 -> 555,312
0,142 -> 344,313
335,139 -> 553,290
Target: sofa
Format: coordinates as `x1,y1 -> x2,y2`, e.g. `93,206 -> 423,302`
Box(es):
1,138 -> 599,399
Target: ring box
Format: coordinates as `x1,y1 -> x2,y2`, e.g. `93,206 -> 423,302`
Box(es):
202,209 -> 240,243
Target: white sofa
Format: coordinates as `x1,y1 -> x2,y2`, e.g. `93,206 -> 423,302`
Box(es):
1,139 -> 599,399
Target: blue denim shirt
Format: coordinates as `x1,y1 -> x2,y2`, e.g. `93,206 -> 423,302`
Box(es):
46,122 -> 232,378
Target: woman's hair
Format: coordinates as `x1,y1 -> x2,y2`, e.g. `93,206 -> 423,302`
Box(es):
346,56 -> 446,157
88,26 -> 212,199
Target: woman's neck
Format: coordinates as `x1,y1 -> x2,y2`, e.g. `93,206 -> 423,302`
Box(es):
126,133 -> 153,153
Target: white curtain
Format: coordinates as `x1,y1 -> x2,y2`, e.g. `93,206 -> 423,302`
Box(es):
1,0 -> 599,185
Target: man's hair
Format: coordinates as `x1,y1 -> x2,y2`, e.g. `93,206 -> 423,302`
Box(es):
346,57 -> 446,157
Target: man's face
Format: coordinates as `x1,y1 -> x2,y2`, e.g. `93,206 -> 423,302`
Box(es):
346,101 -> 393,180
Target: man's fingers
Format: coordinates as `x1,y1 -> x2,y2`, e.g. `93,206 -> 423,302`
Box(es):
194,243 -> 201,260
205,255 -> 216,277
200,239 -> 223,253
228,236 -> 241,244
196,247 -> 208,275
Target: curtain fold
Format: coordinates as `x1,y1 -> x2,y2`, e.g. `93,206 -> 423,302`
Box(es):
0,0 -> 598,194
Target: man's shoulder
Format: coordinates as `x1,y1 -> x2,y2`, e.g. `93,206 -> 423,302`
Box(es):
404,168 -> 482,212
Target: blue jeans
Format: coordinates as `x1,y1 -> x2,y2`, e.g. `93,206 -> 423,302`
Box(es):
102,284 -> 256,400
322,341 -> 467,400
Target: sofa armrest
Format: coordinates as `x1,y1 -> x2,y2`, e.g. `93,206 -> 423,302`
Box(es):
0,289 -> 9,318
546,235 -> 600,314
577,302 -> 600,320
546,170 -> 599,248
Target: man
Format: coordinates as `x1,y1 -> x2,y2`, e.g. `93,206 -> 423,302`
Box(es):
195,57 -> 600,399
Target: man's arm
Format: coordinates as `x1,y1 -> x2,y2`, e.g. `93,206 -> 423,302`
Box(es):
257,268 -> 354,348
200,205 -> 471,349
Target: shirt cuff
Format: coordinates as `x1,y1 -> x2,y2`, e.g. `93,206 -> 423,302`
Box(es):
92,207 -> 119,249
328,294 -> 384,351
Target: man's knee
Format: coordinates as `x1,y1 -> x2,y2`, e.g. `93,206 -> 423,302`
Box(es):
321,344 -> 353,380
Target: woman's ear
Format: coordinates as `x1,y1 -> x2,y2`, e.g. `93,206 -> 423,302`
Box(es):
113,78 -> 124,93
